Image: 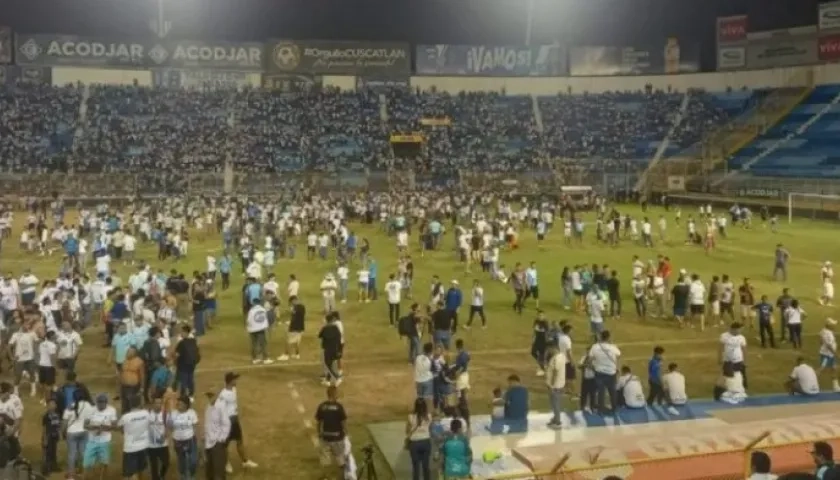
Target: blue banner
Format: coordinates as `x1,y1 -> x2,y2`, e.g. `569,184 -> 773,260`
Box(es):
415,44 -> 567,76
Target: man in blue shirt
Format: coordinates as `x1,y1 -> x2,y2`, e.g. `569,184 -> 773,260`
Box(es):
109,323 -> 134,370
499,374 -> 529,434
63,235 -> 79,269
445,280 -> 463,333
107,293 -> 130,345
219,254 -> 232,290
753,294 -> 776,348
454,339 -> 471,397
367,259 -> 378,301
646,346 -> 665,406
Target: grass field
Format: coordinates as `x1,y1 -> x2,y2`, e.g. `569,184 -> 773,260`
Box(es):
2,204 -> 838,479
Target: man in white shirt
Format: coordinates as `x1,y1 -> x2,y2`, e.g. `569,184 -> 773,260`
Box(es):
545,346 -> 566,428
10,325 -> 37,397
616,366 -> 646,409
385,274 -> 401,326
336,264 -> 349,303
466,279 -> 486,329
688,274 -> 707,331
414,342 -> 434,411
587,330 -> 621,415
18,270 -> 38,306
585,285 -> 606,341
246,301 -> 274,365
287,275 -> 300,303
123,233 -> 137,265
56,321 -> 83,374
719,322 -> 748,389
818,318 -> 840,392
662,363 -> 688,409
118,395 -> 151,478
320,274 -> 338,313
786,357 -> 820,396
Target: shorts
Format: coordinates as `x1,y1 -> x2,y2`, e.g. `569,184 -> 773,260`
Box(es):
820,355 -> 836,369
537,233 -> 545,241
227,416 -> 244,443
320,439 -> 347,467
589,321 -> 604,335
573,289 -> 584,297
83,441 -> 112,468
565,362 -> 577,381
529,286 -> 540,299
416,380 -> 434,399
307,246 -> 316,253
122,450 -> 148,477
14,360 -> 35,382
690,304 -> 705,315
358,282 -> 368,291
673,306 -> 686,318
287,331 -> 303,345
38,366 -> 56,386
57,358 -> 76,372
721,302 -> 733,314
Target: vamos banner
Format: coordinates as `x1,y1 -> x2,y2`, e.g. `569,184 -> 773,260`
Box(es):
415,44 -> 567,76
266,40 -> 410,75
15,34 -> 263,70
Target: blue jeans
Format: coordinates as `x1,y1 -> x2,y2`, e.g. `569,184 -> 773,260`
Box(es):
549,388 -> 564,424
193,311 -> 205,337
177,367 -> 196,397
594,372 -> 618,415
66,431 -> 87,472
408,336 -> 421,363
433,330 -> 451,350
408,438 -> 432,480
174,437 -> 198,480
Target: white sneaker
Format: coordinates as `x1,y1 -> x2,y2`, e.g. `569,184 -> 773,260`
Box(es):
263,359 -> 275,365
243,460 -> 258,468
335,378 -> 343,386
667,407 -> 680,416
536,369 -> 545,377
292,354 -> 300,360
320,379 -> 330,387
226,463 -> 233,473
277,355 -> 290,361
252,359 -> 263,365
341,299 -> 347,304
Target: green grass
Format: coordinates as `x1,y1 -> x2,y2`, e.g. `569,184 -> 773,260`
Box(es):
2,205 -> 837,479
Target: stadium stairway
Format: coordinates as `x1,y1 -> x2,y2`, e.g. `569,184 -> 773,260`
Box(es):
726,84 -> 840,180
531,94 -> 544,133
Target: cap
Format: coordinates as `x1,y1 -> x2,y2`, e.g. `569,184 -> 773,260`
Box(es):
811,441 -> 833,458
224,372 -> 240,383
95,393 -> 109,403
451,280 -> 459,285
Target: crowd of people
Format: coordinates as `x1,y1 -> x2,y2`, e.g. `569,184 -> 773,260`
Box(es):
0,82 -> 738,199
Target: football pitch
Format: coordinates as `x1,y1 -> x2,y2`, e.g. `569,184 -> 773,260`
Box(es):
2,204 -> 838,479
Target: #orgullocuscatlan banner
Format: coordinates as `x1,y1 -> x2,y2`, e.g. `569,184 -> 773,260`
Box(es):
266,40 -> 411,75
15,34 -> 263,70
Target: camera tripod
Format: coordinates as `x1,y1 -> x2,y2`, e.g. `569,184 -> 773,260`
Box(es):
355,448 -> 378,480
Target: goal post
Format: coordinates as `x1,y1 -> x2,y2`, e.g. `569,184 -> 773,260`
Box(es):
787,192 -> 840,223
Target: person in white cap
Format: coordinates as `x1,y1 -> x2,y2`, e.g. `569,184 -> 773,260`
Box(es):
818,318 -> 840,391
820,261 -> 834,307
320,274 -> 337,313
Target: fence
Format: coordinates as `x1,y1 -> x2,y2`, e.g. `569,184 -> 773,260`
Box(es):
477,431 -> 839,480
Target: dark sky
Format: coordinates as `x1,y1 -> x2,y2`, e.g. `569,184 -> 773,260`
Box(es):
0,0 -> 825,71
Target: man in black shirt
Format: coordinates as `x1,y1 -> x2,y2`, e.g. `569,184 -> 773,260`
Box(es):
318,313 -> 343,386
431,302 -> 453,350
671,277 -> 690,326
175,324 -> 200,399
606,270 -> 621,318
776,288 -> 794,342
753,295 -> 776,348
314,386 -> 347,478
532,310 -> 549,377
280,296 -> 306,361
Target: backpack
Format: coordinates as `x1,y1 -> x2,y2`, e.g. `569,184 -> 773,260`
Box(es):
397,315 -> 414,337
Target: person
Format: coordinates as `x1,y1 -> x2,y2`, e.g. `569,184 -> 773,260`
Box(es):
385,274 -> 402,326
41,398 -> 61,476
532,310 -> 550,376
502,374 -> 529,431
405,398 -> 432,480
748,451 -> 778,480
818,319 -> 840,392
812,441 -> 838,479
204,390 -> 231,480
616,366 -> 646,409
168,395 -> 199,480
148,397 -> 169,480
119,347 -> 145,414
82,393 -> 118,479
315,386 -> 347,480
545,345 -> 566,429
753,295 -> 776,348
441,419 -> 472,480
588,330 -> 620,415
216,372 -> 258,473
318,312 -> 343,386
720,322 -> 748,389
37,330 -> 58,406
785,299 -> 805,349
279,296 -> 305,361
174,325 -> 200,401
715,363 -> 747,404
62,387 -> 93,478
662,363 -> 687,414
245,300 -> 273,365
431,302 -> 454,350
786,357 -> 820,396
414,342 -> 435,412
647,346 -> 665,406
118,394 -> 150,480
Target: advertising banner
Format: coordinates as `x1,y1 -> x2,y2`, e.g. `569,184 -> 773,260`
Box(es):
819,35 -> 840,62
266,40 -> 410,75
0,65 -> 52,85
746,27 -> 818,69
153,69 -> 257,90
717,46 -> 747,69
414,44 -> 567,76
819,1 -> 840,31
0,27 -> 10,64
717,15 -> 748,44
15,34 -> 262,70
569,39 -> 699,76
356,76 -> 410,90
262,73 -> 322,93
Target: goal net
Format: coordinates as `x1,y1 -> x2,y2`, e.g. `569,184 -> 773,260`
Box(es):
787,192 -> 840,223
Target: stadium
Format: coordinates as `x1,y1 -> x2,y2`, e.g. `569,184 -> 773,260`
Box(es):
1,0 -> 840,479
